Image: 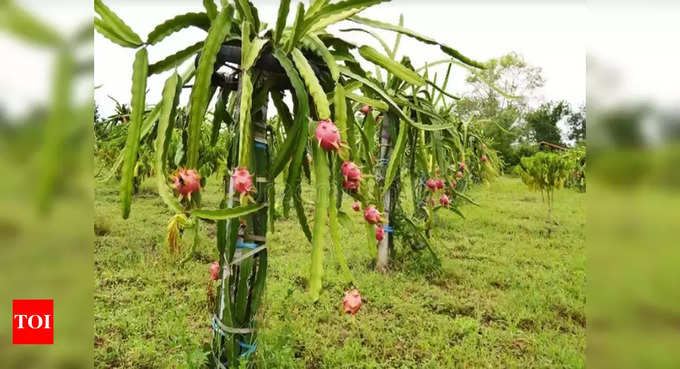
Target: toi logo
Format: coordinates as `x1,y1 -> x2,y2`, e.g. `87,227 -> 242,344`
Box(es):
12,299 -> 53,345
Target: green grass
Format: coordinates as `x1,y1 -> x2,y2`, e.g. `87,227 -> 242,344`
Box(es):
94,175 -> 585,368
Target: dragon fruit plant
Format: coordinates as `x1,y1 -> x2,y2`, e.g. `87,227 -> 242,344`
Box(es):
95,0 -> 494,365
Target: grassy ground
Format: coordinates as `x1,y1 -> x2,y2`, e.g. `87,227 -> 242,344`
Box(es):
94,175 -> 585,368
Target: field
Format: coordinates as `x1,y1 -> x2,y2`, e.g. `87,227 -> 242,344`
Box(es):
94,175 -> 585,368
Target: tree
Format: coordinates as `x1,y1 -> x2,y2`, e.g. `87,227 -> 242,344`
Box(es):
525,101 -> 569,146
514,151 -> 573,221
456,52 -> 544,165
567,104 -> 586,143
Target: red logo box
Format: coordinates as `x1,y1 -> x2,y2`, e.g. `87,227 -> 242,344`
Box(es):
12,299 -> 53,345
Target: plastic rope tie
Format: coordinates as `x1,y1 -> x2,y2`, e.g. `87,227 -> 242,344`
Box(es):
211,316 -> 256,336
378,158 -> 390,165
254,142 -> 267,149
211,317 -> 224,336
383,225 -> 394,233
238,341 -> 257,358
236,241 -> 258,249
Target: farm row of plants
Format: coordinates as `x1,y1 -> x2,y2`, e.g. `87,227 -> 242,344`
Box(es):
514,145 -> 586,221
94,0 -> 509,367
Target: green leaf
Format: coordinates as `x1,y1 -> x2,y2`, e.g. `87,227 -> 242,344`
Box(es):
235,257 -> 254,322
147,12 -> 211,45
192,202 -> 265,220
36,49 -> 72,211
341,67 -> 457,131
345,92 -> 388,111
235,0 -> 259,34
270,115 -> 301,178
270,90 -> 293,131
359,45 -> 424,86
451,188 -> 480,207
418,59 -> 520,100
391,14 -> 403,56
94,18 -> 138,48
241,36 -> 267,70
293,186 -> 312,243
120,48 -> 148,219
187,5 -> 234,169
0,1 -> 63,47
154,73 -> 184,214
236,20 -> 257,168
444,206 -> 466,219
273,0 -> 291,46
286,2 -> 306,53
291,48 -> 330,120
237,71 -> 254,168
248,250 -> 268,317
382,118 -> 407,197
426,79 -> 459,100
309,145 -> 330,302
148,41 -> 204,75
350,15 -> 486,69
307,0 -> 329,17
303,34 -> 339,82
203,0 -> 218,20
345,100 -> 358,161
300,0 -> 387,36
333,84 -> 347,144
94,0 -> 142,46
210,88 -> 229,145
328,158 -> 354,284
272,49 -> 312,241
340,27 -> 392,57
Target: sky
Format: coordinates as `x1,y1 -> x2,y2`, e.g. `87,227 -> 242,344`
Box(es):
89,0 -> 586,118
21,0 -> 680,135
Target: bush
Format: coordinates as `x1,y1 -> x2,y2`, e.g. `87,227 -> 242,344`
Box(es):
564,146 -> 586,192
503,144 -> 538,169
514,151 -> 573,218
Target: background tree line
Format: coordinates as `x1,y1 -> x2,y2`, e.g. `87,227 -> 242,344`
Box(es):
454,52 -> 585,169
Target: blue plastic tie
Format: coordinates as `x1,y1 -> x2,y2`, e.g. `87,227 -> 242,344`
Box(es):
378,158 -> 390,165
212,317 -> 225,336
254,142 -> 267,149
236,242 -> 258,249
383,225 -> 394,233
238,341 -> 257,358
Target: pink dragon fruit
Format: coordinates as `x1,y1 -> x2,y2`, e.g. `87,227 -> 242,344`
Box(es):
210,261 -> 220,281
352,201 -> 361,212
341,161 -> 362,181
435,179 -> 444,189
456,171 -> 464,179
450,179 -> 457,188
315,120 -> 341,151
341,161 -> 362,190
360,105 -> 372,116
342,289 -> 362,315
426,179 -> 438,191
375,226 -> 385,241
439,194 -> 450,207
232,167 -> 253,195
173,168 -> 201,199
364,205 -> 382,225
481,154 -> 488,163
343,179 -> 360,191
459,162 -> 467,171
